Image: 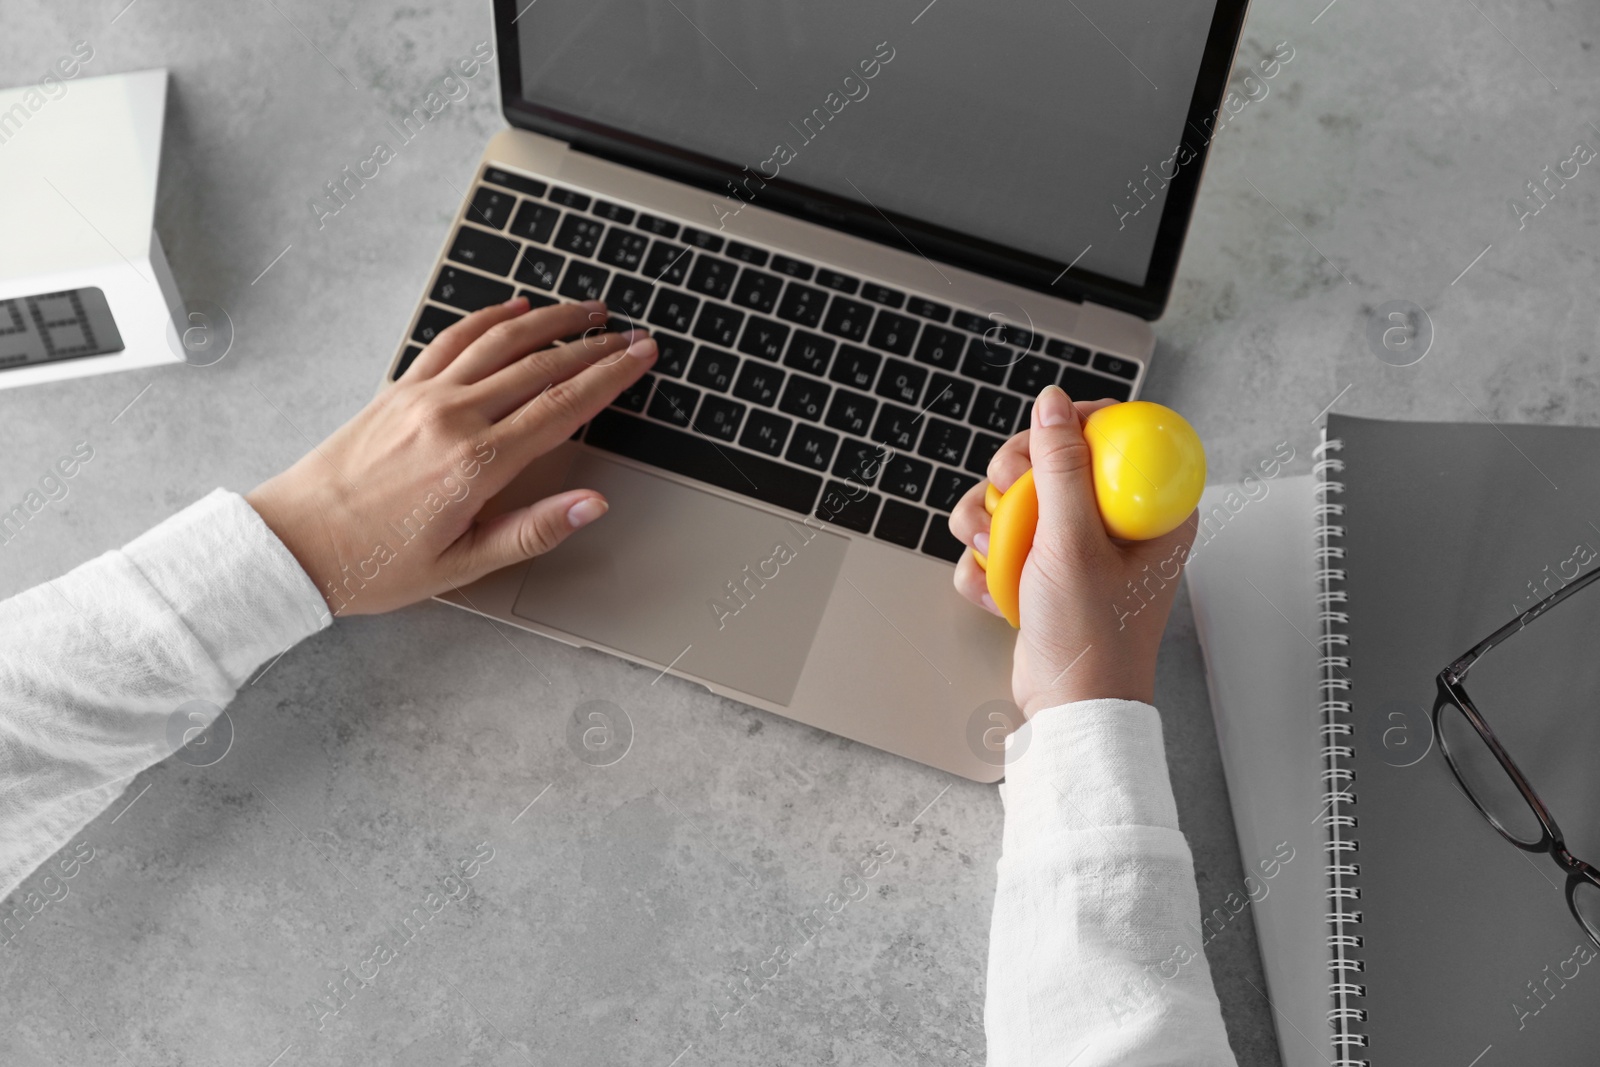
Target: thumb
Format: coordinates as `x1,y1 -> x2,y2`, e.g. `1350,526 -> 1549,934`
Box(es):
1028,385 -> 1108,552
449,489 -> 608,580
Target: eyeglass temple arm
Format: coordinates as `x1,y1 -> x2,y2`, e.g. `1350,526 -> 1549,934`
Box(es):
1450,562 -> 1600,679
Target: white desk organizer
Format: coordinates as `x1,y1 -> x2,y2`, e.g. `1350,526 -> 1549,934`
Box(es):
0,68 -> 186,390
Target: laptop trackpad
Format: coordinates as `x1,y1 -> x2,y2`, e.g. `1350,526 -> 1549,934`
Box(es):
510,454 -> 850,705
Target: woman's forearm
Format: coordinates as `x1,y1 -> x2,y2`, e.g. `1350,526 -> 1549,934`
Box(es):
0,490 -> 328,899
986,699 -> 1237,1067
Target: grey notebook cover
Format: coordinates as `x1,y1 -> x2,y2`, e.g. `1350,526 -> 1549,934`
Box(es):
1186,474 -> 1332,1067
1327,413 -> 1600,1064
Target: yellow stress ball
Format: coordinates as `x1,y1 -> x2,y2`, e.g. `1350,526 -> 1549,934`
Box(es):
975,401 -> 1205,627
1083,401 -> 1207,541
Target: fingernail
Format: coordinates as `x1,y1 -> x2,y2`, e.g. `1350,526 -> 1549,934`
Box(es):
980,593 -> 1000,615
973,531 -> 990,556
1036,384 -> 1069,427
580,299 -> 606,311
622,328 -> 649,343
626,336 -> 658,360
566,497 -> 608,529
503,295 -> 528,310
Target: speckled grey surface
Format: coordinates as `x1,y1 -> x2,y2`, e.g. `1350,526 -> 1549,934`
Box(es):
2,1 -> 1597,1064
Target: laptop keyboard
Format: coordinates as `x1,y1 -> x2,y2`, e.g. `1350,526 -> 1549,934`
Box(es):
396,165 -> 1142,564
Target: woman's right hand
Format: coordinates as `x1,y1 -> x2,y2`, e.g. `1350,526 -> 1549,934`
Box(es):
947,385 -> 1198,718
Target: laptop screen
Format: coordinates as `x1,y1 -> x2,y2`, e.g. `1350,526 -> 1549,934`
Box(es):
508,0 -> 1233,313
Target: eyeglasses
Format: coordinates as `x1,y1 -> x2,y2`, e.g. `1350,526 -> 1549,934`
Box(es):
1433,562 -> 1600,949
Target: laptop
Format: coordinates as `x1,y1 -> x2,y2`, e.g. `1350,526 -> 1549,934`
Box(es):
385,0 -> 1251,781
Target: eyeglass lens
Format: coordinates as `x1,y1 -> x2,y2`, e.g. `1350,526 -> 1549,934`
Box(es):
1438,701 -> 1545,847
1572,879 -> 1600,944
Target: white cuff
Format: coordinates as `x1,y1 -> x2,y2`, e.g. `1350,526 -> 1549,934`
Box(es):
1000,699 -> 1179,856
121,489 -> 331,687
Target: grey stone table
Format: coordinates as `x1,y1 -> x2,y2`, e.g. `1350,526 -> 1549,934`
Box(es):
3,1 -> 1596,1064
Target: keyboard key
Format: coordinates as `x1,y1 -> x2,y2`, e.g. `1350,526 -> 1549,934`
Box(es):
875,499 -> 928,549
648,289 -> 701,333
412,305 -> 462,344
964,432 -> 1005,475
771,254 -> 814,280
558,263 -> 611,302
778,376 -> 830,421
654,333 -> 693,377
867,310 -> 918,356
777,283 -> 829,327
554,215 -> 605,257
918,418 -> 971,467
962,338 -> 1015,385
970,388 -> 1020,434
907,297 -> 950,322
816,480 -> 880,533
952,310 -> 989,334
834,439 -> 889,485
1008,353 -> 1059,395
431,266 -> 513,311
1093,352 -> 1140,380
549,187 -> 591,209
786,424 -> 838,471
648,379 -> 700,427
874,358 -> 926,405
740,409 -> 792,456
732,361 -> 784,406
613,373 -> 654,412
681,227 -> 725,252
816,269 -> 859,294
644,241 -> 692,285
881,455 -> 932,501
598,228 -> 649,271
687,347 -> 738,392
998,324 -> 1037,351
605,274 -> 655,319
923,374 -> 972,419
516,247 -> 566,291
1060,366 -> 1133,402
737,316 -> 790,361
822,296 -> 873,342
694,394 -> 746,441
824,388 -> 877,436
783,331 -> 835,375
870,403 -> 922,450
591,199 -> 635,224
731,270 -> 784,313
693,304 -> 745,347
921,521 -> 966,563
927,467 -> 979,512
587,409 -> 821,515
829,345 -> 881,390
726,241 -> 768,265
688,256 -> 739,300
636,213 -> 680,238
482,168 -> 547,197
393,344 -> 423,380
510,201 -> 561,243
1046,338 -> 1091,365
913,325 -> 964,371
467,186 -> 517,229
519,290 -> 559,309
861,283 -> 905,308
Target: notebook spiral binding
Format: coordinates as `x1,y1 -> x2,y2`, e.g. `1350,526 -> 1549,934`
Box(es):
1315,429 -> 1367,1066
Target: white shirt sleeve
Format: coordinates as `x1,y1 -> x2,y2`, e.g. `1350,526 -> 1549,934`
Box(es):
986,698 -> 1238,1067
0,489 -> 329,899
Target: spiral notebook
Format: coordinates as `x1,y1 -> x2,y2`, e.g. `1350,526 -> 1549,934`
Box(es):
1187,413 -> 1600,1067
